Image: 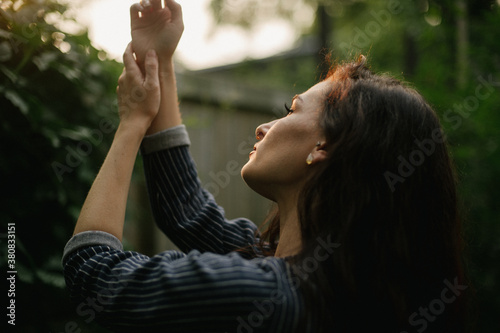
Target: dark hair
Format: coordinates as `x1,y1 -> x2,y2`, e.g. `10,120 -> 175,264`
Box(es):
258,56 -> 469,332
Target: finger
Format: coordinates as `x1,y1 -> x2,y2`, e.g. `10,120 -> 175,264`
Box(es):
122,43 -> 134,68
122,43 -> 141,77
143,50 -> 159,90
117,68 -> 126,97
118,68 -> 126,85
164,0 -> 183,24
130,3 -> 144,22
151,0 -> 162,10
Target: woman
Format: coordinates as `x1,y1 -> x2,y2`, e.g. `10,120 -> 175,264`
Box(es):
63,1 -> 469,332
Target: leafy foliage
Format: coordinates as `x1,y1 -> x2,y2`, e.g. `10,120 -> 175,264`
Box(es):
0,0 -> 120,330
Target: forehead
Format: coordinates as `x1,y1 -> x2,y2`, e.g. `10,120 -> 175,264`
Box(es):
296,80 -> 333,106
288,81 -> 333,127
303,80 -> 333,99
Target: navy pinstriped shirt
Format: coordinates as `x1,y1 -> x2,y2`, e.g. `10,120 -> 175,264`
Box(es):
62,126 -> 303,332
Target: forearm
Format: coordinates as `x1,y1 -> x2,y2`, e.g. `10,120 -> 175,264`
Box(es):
73,124 -> 144,240
146,58 -> 182,135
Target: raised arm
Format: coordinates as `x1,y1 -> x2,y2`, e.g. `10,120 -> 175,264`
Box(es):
72,44 -> 160,239
128,1 -> 262,254
130,0 -> 184,134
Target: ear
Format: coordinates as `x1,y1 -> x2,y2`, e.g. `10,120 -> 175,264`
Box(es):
309,142 -> 328,165
312,149 -> 328,164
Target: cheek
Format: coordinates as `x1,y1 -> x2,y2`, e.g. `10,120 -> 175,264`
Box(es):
264,119 -> 306,147
241,118 -> 318,180
263,119 -> 318,163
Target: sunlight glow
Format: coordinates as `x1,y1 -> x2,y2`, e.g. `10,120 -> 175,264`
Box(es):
80,0 -> 297,70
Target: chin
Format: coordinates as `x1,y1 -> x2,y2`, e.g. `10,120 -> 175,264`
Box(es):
241,165 -> 275,201
240,162 -> 254,189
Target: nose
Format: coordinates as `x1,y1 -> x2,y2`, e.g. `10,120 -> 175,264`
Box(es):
255,120 -> 278,141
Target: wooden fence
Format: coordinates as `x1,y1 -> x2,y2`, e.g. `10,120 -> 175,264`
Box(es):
126,70 -> 296,255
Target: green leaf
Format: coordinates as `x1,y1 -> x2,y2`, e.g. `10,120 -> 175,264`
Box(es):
0,40 -> 12,62
0,64 -> 18,83
40,127 -> 61,148
5,89 -> 29,114
32,50 -> 58,71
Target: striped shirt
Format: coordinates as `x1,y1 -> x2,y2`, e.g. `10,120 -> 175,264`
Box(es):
62,125 -> 302,332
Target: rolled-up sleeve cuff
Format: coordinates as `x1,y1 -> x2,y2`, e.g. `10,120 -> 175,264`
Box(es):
62,231 -> 123,263
140,125 -> 191,155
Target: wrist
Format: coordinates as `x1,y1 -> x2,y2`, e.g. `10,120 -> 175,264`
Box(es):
116,121 -> 149,143
158,57 -> 175,74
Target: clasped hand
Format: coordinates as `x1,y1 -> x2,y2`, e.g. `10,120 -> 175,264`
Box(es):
131,0 -> 184,67
116,43 -> 160,133
116,0 -> 183,134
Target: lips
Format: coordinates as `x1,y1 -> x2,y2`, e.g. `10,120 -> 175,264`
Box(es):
249,145 -> 257,157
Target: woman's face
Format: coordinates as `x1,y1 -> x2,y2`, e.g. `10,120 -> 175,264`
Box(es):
241,80 -> 332,201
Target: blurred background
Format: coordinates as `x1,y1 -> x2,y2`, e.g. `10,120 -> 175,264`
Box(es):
1,0 -> 499,332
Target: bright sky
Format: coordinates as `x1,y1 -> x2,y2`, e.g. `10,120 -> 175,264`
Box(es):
76,0 -> 298,70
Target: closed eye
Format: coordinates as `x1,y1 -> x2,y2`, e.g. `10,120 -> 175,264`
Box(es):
284,103 -> 294,116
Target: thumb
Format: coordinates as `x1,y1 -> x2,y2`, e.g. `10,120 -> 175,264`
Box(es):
143,49 -> 159,91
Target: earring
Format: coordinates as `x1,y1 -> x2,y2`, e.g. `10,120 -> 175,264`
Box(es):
306,153 -> 313,165
306,142 -> 321,165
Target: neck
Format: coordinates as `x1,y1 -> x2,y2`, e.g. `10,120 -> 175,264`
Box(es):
274,195 -> 302,258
